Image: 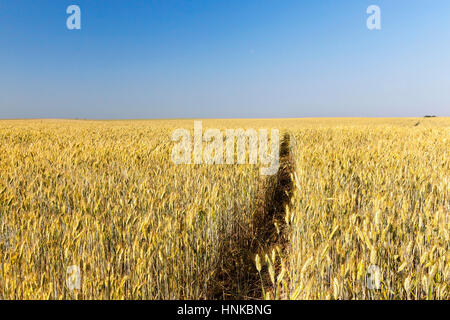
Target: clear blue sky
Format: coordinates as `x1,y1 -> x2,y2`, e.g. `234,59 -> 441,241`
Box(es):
0,0 -> 449,118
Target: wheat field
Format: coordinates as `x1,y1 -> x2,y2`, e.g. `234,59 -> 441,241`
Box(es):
0,118 -> 448,299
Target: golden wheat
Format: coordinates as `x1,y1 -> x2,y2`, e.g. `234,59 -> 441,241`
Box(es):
0,118 -> 448,300
263,124 -> 449,300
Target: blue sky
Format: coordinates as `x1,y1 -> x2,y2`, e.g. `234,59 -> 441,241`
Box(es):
0,0 -> 449,118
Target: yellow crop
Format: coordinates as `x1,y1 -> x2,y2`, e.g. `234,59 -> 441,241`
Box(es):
265,119 -> 449,300
0,118 -> 448,300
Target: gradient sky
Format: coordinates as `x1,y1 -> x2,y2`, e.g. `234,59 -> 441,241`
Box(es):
0,0 -> 449,119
